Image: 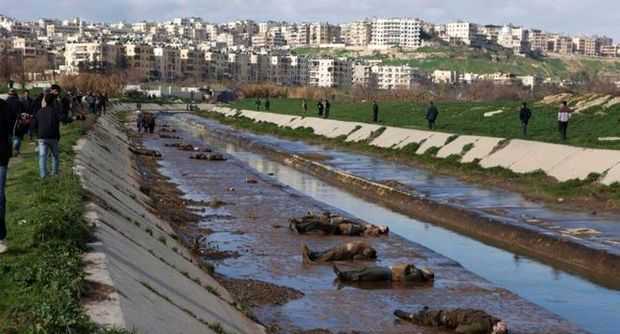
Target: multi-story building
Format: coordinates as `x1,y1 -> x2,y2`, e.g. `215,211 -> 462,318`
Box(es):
343,20 -> 371,47
352,63 -> 375,88
498,25 -> 530,55
445,21 -> 481,46
573,36 -> 613,56
479,25 -> 502,43
309,23 -> 341,45
371,65 -> 415,90
63,41 -> 122,72
528,29 -> 547,54
180,48 -> 206,81
601,44 -> 620,57
153,46 -> 181,81
124,43 -> 155,80
371,18 -> 421,49
308,58 -> 352,88
432,70 -> 458,84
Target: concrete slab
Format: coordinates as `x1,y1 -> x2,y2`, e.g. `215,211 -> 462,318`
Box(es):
547,149 -> 620,181
370,127 -> 415,148
461,137 -> 504,163
436,135 -> 480,158
509,141 -> 583,174
416,133 -> 454,155
394,129 -> 435,149
480,140 -> 532,169
345,124 -> 383,142
601,163 -> 620,185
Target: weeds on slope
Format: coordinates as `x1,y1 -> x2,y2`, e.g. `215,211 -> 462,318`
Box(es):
0,117 -> 131,334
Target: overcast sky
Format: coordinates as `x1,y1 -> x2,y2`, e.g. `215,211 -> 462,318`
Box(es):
3,0 -> 619,40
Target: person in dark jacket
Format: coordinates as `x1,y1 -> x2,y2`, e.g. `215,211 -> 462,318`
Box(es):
255,98 -> 262,111
317,100 -> 324,117
426,101 -> 439,130
324,99 -> 331,119
372,101 -> 379,123
21,90 -> 35,139
265,97 -> 270,111
0,97 -> 16,254
32,94 -> 61,178
519,102 -> 532,136
6,89 -> 24,156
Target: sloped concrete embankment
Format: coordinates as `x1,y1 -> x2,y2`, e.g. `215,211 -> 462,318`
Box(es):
182,106 -> 620,287
74,107 -> 265,334
201,105 -> 620,185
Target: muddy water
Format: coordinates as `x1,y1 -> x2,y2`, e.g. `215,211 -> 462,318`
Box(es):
168,114 -> 620,334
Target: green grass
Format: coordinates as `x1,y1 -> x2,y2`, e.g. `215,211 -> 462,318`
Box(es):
195,110 -> 620,207
229,98 -> 620,149
0,118 -> 131,334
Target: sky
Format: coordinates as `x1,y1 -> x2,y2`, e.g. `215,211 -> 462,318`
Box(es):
3,0 -> 619,40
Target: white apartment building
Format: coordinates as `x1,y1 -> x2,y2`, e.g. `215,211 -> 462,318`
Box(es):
528,29 -> 547,54
308,58 -> 352,88
343,20 -> 371,47
573,36 -> 613,56
445,21 -> 480,46
371,18 -> 421,49
432,70 -> 458,84
371,65 -> 415,89
352,63 -> 374,88
124,43 -> 155,80
498,25 -> 530,55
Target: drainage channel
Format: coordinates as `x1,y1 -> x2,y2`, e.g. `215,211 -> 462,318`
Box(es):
170,114 -> 619,334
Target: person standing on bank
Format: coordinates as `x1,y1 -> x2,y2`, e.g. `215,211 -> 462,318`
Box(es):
0,97 -> 16,254
372,101 -> 379,123
302,99 -> 308,113
32,93 -> 62,178
324,99 -> 331,119
265,97 -> 271,111
519,102 -> 532,136
317,100 -> 324,117
558,101 -> 573,141
425,101 -> 439,130
255,98 -> 262,111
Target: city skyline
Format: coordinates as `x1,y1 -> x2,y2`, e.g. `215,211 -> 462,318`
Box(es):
3,0 -> 620,40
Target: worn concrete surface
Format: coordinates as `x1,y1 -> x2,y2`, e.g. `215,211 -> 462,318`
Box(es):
75,108 -> 265,334
436,135 -> 480,158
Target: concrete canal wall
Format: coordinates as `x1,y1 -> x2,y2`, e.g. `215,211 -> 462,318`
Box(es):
74,106 -> 265,334
200,104 -> 620,185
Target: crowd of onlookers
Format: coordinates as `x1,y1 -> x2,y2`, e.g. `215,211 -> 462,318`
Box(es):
0,84 -> 108,254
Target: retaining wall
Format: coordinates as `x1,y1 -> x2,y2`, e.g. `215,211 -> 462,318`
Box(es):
204,105 -> 620,185
74,108 -> 265,334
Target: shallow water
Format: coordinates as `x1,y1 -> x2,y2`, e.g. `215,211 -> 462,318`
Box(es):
169,114 -> 620,334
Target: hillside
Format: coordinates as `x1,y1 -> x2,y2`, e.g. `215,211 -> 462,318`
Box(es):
292,46 -> 620,80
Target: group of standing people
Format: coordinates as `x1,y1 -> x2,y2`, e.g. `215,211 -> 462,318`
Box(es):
0,84 -> 74,254
135,103 -> 156,134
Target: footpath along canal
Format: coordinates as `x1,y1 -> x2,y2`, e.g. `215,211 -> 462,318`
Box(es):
149,112 -> 618,333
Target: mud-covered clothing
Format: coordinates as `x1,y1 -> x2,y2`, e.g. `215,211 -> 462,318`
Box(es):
303,241 -> 377,263
289,213 -> 388,236
394,308 -> 503,334
334,264 -> 434,282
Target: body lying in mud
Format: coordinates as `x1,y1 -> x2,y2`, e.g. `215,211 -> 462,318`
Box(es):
289,212 -> 389,236
302,241 -> 377,264
159,134 -> 182,139
333,263 -> 434,283
394,307 -> 508,334
165,142 -> 213,152
190,153 -> 227,161
129,145 -> 162,158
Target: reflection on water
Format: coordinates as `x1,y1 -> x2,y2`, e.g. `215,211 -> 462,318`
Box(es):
194,126 -> 620,334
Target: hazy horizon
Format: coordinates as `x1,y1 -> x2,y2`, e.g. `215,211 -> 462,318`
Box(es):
2,0 -> 619,40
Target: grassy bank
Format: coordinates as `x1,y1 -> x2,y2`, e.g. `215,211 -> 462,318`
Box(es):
0,117 -> 128,333
195,110 -> 620,211
229,98 -> 620,149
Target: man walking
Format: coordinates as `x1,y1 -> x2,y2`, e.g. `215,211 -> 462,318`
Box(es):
558,101 -> 573,141
519,102 -> 532,136
6,89 -> 24,156
425,101 -> 439,130
372,101 -> 379,123
0,96 -> 16,254
32,94 -> 62,178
